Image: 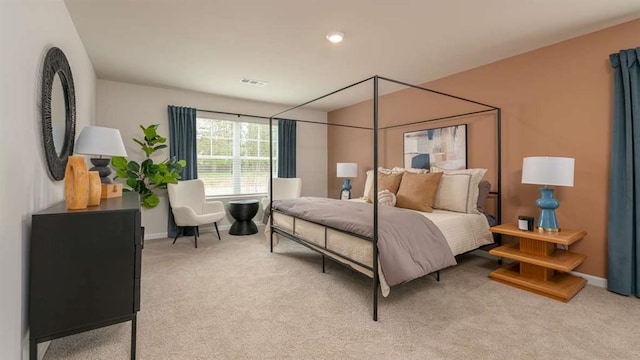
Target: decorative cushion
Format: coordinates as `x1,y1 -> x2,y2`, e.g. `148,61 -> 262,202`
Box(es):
395,172 -> 443,212
363,167 -> 427,198
391,167 -> 429,174
363,169 -> 374,199
366,172 -> 403,203
433,168 -> 487,214
377,190 -> 396,207
477,180 -> 491,213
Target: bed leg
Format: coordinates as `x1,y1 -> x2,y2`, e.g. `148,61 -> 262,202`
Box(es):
498,258 -> 503,266
270,226 -> 274,253
322,255 -> 325,273
373,281 -> 378,322
373,270 -> 379,322
436,271 -> 440,282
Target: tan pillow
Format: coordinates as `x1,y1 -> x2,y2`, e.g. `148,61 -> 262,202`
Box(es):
395,172 -> 444,212
366,172 -> 403,203
363,167 -> 427,198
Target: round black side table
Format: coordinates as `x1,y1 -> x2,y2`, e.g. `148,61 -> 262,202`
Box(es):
228,199 -> 260,236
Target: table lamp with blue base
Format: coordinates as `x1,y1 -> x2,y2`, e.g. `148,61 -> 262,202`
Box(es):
341,178 -> 352,193
521,157 -> 575,232
337,162 -> 358,200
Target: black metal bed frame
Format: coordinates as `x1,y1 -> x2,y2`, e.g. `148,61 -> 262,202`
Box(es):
268,75 -> 502,321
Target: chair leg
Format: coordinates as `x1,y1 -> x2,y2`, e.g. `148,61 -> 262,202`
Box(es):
195,226 -> 200,237
172,227 -> 181,245
194,230 -> 198,249
214,222 -> 221,240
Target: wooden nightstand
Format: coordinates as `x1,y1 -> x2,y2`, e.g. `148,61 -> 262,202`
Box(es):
488,223 -> 587,302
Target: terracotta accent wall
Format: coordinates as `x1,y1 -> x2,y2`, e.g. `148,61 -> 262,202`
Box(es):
328,19 -> 640,278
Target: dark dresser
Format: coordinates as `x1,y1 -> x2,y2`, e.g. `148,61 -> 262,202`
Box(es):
29,192 -> 142,360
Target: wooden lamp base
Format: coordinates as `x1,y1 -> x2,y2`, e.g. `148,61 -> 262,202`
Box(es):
101,183 -> 123,198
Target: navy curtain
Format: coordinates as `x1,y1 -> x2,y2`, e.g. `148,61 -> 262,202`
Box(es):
278,119 -> 296,178
608,48 -> 640,297
167,105 -> 198,238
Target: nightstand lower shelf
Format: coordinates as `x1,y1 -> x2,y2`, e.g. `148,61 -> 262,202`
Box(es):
490,263 -> 586,302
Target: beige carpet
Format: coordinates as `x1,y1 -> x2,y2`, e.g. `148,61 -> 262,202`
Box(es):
44,230 -> 640,360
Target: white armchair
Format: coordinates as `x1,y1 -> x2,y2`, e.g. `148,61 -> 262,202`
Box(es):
167,179 -> 226,248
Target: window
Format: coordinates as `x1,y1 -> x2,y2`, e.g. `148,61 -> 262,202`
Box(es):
196,115 -> 277,196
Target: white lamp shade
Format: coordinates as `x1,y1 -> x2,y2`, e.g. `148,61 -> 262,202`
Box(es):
337,163 -> 358,178
521,157 -> 574,187
75,126 -> 127,157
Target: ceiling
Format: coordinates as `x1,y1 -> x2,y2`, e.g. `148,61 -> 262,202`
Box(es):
65,0 -> 640,112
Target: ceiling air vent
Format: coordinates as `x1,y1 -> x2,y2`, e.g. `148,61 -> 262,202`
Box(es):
241,78 -> 269,87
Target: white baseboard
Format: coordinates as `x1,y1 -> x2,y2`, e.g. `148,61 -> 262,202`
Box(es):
144,232 -> 168,240
143,223 -> 267,241
144,226 -> 230,241
570,271 -> 607,288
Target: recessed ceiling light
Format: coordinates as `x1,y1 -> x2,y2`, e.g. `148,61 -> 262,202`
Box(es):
326,32 -> 344,44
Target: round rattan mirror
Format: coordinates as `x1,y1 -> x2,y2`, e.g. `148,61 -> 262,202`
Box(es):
41,47 -> 76,180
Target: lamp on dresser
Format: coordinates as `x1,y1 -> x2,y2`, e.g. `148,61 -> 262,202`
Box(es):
75,125 -> 127,183
337,162 -> 358,200
521,156 -> 575,232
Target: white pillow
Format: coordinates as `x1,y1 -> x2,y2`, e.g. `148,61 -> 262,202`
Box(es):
363,169 -> 374,199
433,168 -> 487,214
391,167 -> 429,174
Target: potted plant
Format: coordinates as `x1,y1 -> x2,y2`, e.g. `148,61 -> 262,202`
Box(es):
111,124 -> 186,208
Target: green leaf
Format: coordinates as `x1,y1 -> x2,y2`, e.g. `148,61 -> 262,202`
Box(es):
152,174 -> 164,185
156,136 -> 167,144
177,160 -> 187,167
126,178 -> 138,189
143,125 -> 158,140
153,144 -> 167,151
116,169 -> 128,179
111,156 -> 128,168
141,158 -> 152,172
165,177 -> 179,185
142,193 -> 160,209
127,161 -> 140,172
146,167 -> 159,177
142,145 -> 154,156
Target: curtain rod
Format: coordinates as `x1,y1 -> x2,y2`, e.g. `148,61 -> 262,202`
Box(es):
196,108 -> 373,131
196,108 -> 271,120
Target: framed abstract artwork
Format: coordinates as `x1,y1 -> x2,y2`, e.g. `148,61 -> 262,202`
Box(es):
403,124 -> 467,172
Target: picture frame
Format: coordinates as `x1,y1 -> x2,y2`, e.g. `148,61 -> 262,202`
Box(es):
403,124 -> 467,172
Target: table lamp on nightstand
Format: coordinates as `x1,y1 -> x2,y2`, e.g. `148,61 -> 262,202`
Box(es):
521,156 -> 575,232
337,163 -> 358,200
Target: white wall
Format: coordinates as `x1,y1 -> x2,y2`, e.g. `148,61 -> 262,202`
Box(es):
0,1 -> 96,359
96,80 -> 327,238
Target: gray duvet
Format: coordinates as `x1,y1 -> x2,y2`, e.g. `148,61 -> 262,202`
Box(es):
271,197 -> 456,286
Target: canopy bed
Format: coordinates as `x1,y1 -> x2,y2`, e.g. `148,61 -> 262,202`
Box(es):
267,76 -> 502,321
